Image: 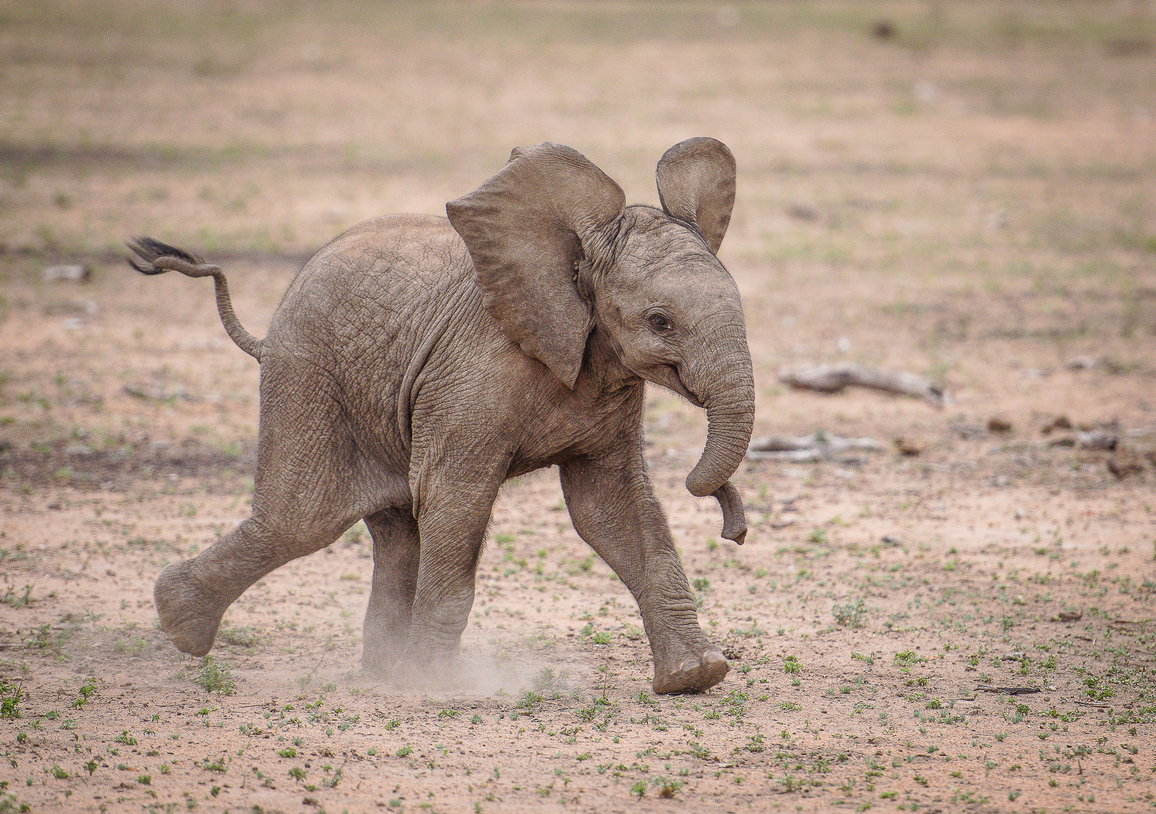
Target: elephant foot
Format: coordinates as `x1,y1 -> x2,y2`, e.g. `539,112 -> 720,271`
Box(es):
383,641 -> 465,691
154,560 -> 227,657
360,639 -> 407,679
652,649 -> 729,695
360,650 -> 391,679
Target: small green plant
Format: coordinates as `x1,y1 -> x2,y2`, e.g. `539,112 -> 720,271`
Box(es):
833,597 -> 867,627
72,677 -> 97,709
653,776 -> 682,798
894,650 -> 925,667
532,667 -> 558,692
113,635 -> 149,656
0,680 -> 23,718
518,691 -> 544,712
1,584 -> 33,607
194,656 -> 236,696
217,626 -> 261,648
784,655 -> 802,674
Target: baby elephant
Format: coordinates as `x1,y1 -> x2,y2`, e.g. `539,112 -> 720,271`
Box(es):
131,138 -> 754,694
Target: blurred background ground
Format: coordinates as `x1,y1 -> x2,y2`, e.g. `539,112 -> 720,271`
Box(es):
1,2 -> 1155,812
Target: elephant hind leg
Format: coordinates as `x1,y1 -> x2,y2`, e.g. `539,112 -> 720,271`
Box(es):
155,508 -> 361,657
361,507 -> 420,676
155,356 -> 377,656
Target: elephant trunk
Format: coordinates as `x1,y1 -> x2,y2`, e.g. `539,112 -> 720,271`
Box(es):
685,377 -> 754,497
683,343 -> 755,544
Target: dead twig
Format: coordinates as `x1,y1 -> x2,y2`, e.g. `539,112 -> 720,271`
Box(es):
123,384 -> 199,403
746,431 -> 880,462
779,363 -> 946,408
974,686 -> 1042,695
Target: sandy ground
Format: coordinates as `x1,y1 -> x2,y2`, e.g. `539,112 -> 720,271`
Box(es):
2,2 -> 1155,812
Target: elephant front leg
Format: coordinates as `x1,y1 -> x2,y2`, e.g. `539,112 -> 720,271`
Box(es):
361,509 -> 420,677
559,459 -> 728,694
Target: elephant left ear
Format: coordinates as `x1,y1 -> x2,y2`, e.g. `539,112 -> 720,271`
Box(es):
655,137 -> 736,255
447,143 -> 625,389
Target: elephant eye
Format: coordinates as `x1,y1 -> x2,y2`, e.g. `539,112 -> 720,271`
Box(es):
647,312 -> 674,334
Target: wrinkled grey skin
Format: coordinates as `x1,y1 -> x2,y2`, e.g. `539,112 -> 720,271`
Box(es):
131,138 -> 755,694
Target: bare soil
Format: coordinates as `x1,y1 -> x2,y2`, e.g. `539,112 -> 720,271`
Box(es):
2,2 -> 1155,812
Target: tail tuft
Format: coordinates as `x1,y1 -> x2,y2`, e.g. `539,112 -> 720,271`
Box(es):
126,237 -> 205,275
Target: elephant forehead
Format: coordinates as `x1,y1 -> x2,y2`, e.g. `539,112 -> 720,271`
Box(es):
614,211 -> 716,270
620,206 -> 704,246
601,208 -> 740,311
637,249 -> 738,305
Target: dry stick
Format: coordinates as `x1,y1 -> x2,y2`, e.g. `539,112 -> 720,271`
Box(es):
974,686 -> 1042,695
778,363 -> 946,408
746,431 -> 880,462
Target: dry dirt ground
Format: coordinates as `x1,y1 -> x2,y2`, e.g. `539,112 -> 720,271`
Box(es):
2,2 -> 1156,812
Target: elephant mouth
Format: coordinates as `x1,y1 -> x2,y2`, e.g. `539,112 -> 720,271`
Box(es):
649,365 -> 703,408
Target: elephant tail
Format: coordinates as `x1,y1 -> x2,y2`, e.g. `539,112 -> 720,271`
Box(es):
127,237 -> 263,361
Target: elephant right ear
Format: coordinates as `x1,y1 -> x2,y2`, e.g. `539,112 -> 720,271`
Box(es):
447,143 -> 625,390
655,137 -> 736,255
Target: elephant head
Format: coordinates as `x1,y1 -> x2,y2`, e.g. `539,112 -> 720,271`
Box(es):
446,138 -> 754,543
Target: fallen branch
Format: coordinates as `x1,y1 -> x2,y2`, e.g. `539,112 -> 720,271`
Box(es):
746,432 -> 880,462
974,686 -> 1042,695
123,384 -> 199,403
779,363 -> 946,408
